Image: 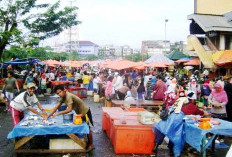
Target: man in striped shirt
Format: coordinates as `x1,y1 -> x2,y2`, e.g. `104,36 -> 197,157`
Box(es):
10,83 -> 47,126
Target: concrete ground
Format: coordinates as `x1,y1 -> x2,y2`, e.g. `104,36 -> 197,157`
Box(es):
0,95 -> 231,157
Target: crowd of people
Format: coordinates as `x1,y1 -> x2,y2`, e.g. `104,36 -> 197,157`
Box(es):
2,63 -> 232,155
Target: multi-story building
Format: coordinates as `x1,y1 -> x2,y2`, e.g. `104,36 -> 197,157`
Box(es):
187,0 -> 232,70
99,45 -> 133,58
141,40 -> 170,56
122,45 -> 133,56
53,41 -> 99,56
77,41 -> 99,56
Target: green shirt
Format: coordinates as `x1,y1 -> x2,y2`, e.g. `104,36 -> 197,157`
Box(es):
59,92 -> 89,115
5,77 -> 17,93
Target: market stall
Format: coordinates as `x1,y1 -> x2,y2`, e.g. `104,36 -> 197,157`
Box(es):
7,104 -> 90,155
184,117 -> 232,157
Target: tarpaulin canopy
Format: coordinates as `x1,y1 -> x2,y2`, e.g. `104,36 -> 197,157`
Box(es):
145,53 -> 174,64
4,58 -> 44,67
104,59 -> 138,70
147,62 -> 170,68
184,58 -> 201,66
212,50 -> 232,66
167,50 -> 188,60
43,60 -> 61,67
175,57 -> 191,63
132,62 -> 147,70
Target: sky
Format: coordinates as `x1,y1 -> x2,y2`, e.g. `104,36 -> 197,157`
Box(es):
41,0 -> 194,49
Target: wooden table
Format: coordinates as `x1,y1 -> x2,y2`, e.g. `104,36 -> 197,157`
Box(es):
14,134 -> 88,154
111,100 -> 163,112
8,104 -> 90,155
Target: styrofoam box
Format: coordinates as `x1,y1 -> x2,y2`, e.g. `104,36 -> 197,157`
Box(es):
49,138 -> 85,149
87,91 -> 93,96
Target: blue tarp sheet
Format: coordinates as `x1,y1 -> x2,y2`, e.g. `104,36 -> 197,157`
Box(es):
154,112 -> 185,157
184,119 -> 232,152
7,104 -> 89,139
4,59 -> 45,67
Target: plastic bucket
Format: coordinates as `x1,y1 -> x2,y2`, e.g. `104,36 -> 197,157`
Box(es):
63,113 -> 73,123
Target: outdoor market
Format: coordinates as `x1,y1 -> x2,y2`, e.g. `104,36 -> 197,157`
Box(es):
0,51 -> 232,157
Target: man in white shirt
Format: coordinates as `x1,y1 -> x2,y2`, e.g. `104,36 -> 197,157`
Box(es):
93,74 -> 99,93
10,83 -> 47,126
113,72 -> 123,91
113,72 -> 123,99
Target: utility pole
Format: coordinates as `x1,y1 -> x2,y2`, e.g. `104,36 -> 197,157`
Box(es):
69,0 -> 73,60
165,19 -> 168,53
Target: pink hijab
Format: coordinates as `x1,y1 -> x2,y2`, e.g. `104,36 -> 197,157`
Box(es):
211,83 -> 228,103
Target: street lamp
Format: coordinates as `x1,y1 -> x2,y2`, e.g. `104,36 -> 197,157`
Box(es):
165,19 -> 168,53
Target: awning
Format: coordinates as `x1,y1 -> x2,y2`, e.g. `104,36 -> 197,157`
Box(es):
175,57 -> 191,63
147,62 -> 170,68
184,58 -> 201,66
213,50 -> 232,66
167,50 -> 188,60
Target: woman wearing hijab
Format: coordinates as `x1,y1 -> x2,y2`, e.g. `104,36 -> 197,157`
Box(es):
105,76 -> 114,102
208,83 -> 228,119
208,83 -> 228,142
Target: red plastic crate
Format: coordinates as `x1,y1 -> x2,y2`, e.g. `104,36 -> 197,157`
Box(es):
69,87 -> 87,98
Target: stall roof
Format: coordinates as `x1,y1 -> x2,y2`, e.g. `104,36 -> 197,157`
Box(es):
147,62 -> 170,68
175,57 -> 191,63
188,13 -> 232,32
213,50 -> 232,66
167,50 -> 188,60
145,53 -> 174,64
104,59 -> 138,70
184,58 -> 201,66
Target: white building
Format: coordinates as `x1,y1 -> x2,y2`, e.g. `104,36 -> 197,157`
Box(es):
53,41 -> 99,56
77,41 -> 99,56
141,40 -> 170,56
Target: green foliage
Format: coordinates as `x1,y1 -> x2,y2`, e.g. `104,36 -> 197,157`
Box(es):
0,0 -> 80,58
86,54 -> 103,61
70,51 -> 81,61
2,46 -> 72,62
125,53 -> 150,62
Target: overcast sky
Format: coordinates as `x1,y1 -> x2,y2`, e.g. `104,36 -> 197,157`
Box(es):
41,0 -> 194,48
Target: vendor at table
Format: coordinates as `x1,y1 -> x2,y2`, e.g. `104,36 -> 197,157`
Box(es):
45,85 -> 94,151
153,91 -> 210,157
9,83 -> 47,126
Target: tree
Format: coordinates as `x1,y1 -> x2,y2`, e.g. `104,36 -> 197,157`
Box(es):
0,0 -> 80,60
125,53 -> 150,62
70,51 -> 81,61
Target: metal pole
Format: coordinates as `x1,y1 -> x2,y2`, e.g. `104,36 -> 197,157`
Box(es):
165,19 -> 168,53
69,0 -> 73,60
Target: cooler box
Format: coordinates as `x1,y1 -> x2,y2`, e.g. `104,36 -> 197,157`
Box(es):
102,107 -> 124,131
113,119 -> 155,154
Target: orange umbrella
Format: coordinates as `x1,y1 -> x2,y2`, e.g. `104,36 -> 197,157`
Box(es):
147,62 -> 170,68
184,58 -> 200,66
106,60 -> 137,70
133,62 -> 147,70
